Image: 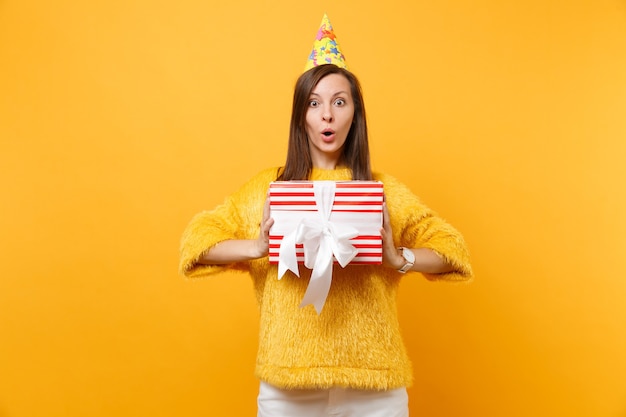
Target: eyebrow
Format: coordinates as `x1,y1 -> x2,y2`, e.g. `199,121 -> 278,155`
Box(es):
309,91 -> 349,97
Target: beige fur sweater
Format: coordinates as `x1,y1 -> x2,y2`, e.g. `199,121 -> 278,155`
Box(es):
179,167 -> 473,390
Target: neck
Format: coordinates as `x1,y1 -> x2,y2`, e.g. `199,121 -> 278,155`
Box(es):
311,154 -> 343,170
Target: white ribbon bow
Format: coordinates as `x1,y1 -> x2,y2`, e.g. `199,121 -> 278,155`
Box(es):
277,182 -> 359,314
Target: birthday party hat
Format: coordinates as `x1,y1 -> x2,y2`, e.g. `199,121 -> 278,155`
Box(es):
304,14 -> 347,72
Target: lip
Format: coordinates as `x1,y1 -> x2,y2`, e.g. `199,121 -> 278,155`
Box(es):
321,128 -> 336,142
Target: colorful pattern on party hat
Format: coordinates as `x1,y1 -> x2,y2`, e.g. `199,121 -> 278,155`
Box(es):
304,14 -> 347,72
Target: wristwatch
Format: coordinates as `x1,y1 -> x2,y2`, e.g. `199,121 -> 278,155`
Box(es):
397,247 -> 415,273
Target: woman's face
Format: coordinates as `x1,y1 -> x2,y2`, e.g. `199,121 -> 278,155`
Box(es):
305,73 -> 355,169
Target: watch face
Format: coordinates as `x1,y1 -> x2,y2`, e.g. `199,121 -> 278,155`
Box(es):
402,248 -> 415,263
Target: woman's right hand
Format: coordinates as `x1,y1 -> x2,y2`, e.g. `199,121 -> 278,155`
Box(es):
255,197 -> 274,258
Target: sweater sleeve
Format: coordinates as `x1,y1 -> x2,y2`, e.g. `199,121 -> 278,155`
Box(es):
379,173 -> 474,282
178,168 -> 276,279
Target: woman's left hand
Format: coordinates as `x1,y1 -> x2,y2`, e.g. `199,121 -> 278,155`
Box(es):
380,202 -> 405,270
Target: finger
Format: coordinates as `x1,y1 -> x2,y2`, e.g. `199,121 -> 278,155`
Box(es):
262,197 -> 271,221
264,217 -> 275,233
382,202 -> 392,233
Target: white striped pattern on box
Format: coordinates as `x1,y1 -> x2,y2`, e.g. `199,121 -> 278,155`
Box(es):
268,181 -> 383,265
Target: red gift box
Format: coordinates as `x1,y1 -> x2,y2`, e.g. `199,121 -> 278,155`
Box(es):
268,181 -> 383,265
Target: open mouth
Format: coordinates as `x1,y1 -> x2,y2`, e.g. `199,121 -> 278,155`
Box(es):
322,129 -> 335,137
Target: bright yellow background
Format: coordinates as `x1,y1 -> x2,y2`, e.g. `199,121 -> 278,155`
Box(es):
1,0 -> 625,416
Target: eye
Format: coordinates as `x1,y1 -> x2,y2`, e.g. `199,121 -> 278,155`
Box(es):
334,98 -> 346,106
309,100 -> 319,107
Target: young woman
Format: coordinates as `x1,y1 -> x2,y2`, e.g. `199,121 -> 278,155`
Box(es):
179,64 -> 473,417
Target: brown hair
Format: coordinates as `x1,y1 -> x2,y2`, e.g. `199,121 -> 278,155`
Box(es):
277,64 -> 372,181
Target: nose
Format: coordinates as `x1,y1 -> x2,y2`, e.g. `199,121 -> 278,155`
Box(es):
322,108 -> 333,123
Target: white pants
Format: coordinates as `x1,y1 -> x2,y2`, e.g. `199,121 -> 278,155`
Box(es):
257,381 -> 409,417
